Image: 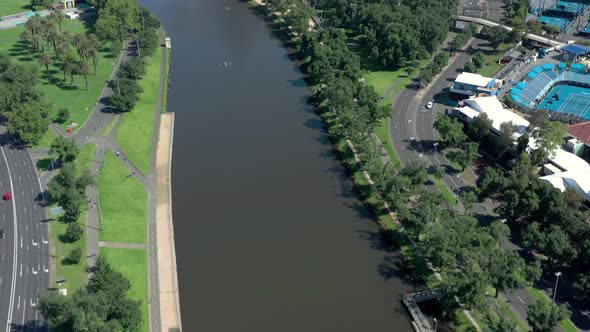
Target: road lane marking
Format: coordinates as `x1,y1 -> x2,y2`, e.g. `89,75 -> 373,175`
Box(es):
43,265 -> 49,273
30,299 -> 36,307
20,237 -> 22,248
19,264 -> 22,277
42,237 -> 47,244
32,267 -> 37,275
517,295 -> 525,304
16,296 -> 20,310
32,239 -> 38,247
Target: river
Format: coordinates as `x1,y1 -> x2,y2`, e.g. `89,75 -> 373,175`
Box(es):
138,0 -> 413,331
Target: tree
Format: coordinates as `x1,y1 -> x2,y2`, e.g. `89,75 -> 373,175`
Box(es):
110,76 -> 143,112
531,121 -> 567,165
471,113 -> 493,142
449,142 -> 479,171
38,53 -> 53,83
527,301 -> 569,332
434,166 -> 445,179
95,0 -> 140,48
137,28 -> 159,57
56,108 -> 70,124
64,222 -> 83,242
87,34 -> 100,74
76,59 -> 90,90
433,113 -> 466,147
498,121 -> 517,154
63,190 -> 83,222
472,51 -> 485,69
529,110 -> 549,128
118,57 -> 146,80
460,190 -> 477,213
488,250 -> 524,297
8,100 -> 50,146
483,25 -> 508,50
49,10 -> 65,33
444,266 -> 486,310
50,137 -> 79,163
66,247 -> 83,264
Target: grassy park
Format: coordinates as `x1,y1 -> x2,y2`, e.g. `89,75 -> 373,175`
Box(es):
102,247 -> 149,332
0,0 -> 31,17
116,48 -> 162,175
98,152 -> 147,244
48,143 -> 96,293
476,43 -> 512,78
0,20 -> 118,131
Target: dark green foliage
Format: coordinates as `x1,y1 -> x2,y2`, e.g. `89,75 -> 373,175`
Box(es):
481,25 -> 509,50
66,246 -> 83,264
50,137 -> 80,163
433,113 -> 466,147
505,0 -> 531,27
527,301 -> 569,332
39,255 -> 142,331
110,76 -> 143,112
118,57 -> 146,80
137,28 -> 159,57
64,222 -> 83,242
56,108 -> 70,124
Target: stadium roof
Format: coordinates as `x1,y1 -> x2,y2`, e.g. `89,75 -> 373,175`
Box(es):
568,121 -> 590,145
460,96 -> 529,137
561,44 -> 590,55
540,170 -> 590,202
455,72 -> 492,88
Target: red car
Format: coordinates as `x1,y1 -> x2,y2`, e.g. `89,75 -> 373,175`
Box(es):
3,192 -> 11,201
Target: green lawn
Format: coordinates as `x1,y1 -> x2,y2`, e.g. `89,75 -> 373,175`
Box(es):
101,248 -> 149,332
0,20 -> 117,131
98,152 -> 147,243
476,43 -> 512,78
116,48 -> 162,175
0,0 -> 31,17
363,69 -> 407,97
48,144 -> 96,293
34,127 -> 58,149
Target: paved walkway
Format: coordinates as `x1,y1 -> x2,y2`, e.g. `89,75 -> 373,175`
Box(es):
99,241 -> 147,250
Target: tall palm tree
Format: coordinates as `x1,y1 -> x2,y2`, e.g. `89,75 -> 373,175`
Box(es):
31,33 -> 44,53
87,34 -> 100,74
73,34 -> 88,60
77,59 -> 90,90
25,14 -> 42,37
49,10 -> 65,33
38,53 -> 53,83
40,17 -> 56,52
19,30 -> 32,56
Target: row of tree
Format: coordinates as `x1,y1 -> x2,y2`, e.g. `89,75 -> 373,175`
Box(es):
504,0 -> 531,27
261,1 -> 574,330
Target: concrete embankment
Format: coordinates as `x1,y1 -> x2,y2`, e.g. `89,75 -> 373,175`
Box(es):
155,112 -> 182,331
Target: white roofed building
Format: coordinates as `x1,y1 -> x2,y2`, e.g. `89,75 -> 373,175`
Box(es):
449,72 -> 503,106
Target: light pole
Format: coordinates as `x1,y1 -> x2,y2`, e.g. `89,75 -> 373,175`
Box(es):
433,318 -> 438,332
553,271 -> 562,303
433,142 -> 438,154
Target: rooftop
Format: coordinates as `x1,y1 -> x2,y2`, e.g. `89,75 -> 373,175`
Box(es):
561,44 -> 590,55
460,96 -> 530,138
568,121 -> 590,145
455,72 -> 494,88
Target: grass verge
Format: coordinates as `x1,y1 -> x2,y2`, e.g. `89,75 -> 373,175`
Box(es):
433,177 -> 458,205
101,248 -> 149,332
116,46 -> 162,175
48,144 -> 96,293
98,152 -> 147,243
476,43 -> 512,78
374,117 -> 400,168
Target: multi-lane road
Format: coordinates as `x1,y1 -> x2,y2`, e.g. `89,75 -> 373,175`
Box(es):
0,144 -> 50,332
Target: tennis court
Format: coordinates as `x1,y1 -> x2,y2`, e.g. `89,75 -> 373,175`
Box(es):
538,85 -> 590,120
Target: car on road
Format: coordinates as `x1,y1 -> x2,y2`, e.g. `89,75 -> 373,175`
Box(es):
3,192 -> 11,201
426,101 -> 433,109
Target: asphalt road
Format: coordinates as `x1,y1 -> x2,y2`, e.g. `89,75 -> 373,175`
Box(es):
0,145 -> 50,332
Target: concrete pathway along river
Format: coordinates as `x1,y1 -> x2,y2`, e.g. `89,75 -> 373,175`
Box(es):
138,0 -> 413,331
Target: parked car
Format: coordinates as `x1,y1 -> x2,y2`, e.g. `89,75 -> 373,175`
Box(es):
426,101 -> 433,109
3,192 -> 11,201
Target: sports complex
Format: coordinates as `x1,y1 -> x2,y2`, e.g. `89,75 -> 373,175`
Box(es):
510,61 -> 590,121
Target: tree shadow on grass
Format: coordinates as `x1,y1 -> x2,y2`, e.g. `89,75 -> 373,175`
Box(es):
36,158 -> 53,172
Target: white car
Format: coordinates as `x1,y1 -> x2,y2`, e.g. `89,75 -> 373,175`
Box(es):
426,101 -> 433,109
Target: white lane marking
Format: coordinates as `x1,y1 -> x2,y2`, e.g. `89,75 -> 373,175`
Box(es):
30,189 -> 33,195
20,300 -> 25,325
19,264 -> 22,277
17,176 -> 20,182
20,237 -> 22,248
32,267 -> 37,275
43,265 -> 49,273
25,224 -> 28,231
0,277 -> 2,285
24,207 -> 26,214
517,295 -> 525,304
30,298 -> 36,307
42,237 -> 48,244
33,205 -> 36,211
16,296 -> 20,310
32,239 -> 38,247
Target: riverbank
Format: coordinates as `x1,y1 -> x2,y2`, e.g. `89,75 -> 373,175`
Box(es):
155,113 -> 181,331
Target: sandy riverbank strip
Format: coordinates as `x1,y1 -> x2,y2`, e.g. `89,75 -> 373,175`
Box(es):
155,113 -> 182,331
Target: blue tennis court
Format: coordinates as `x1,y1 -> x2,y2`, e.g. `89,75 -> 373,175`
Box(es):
538,85 -> 590,120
